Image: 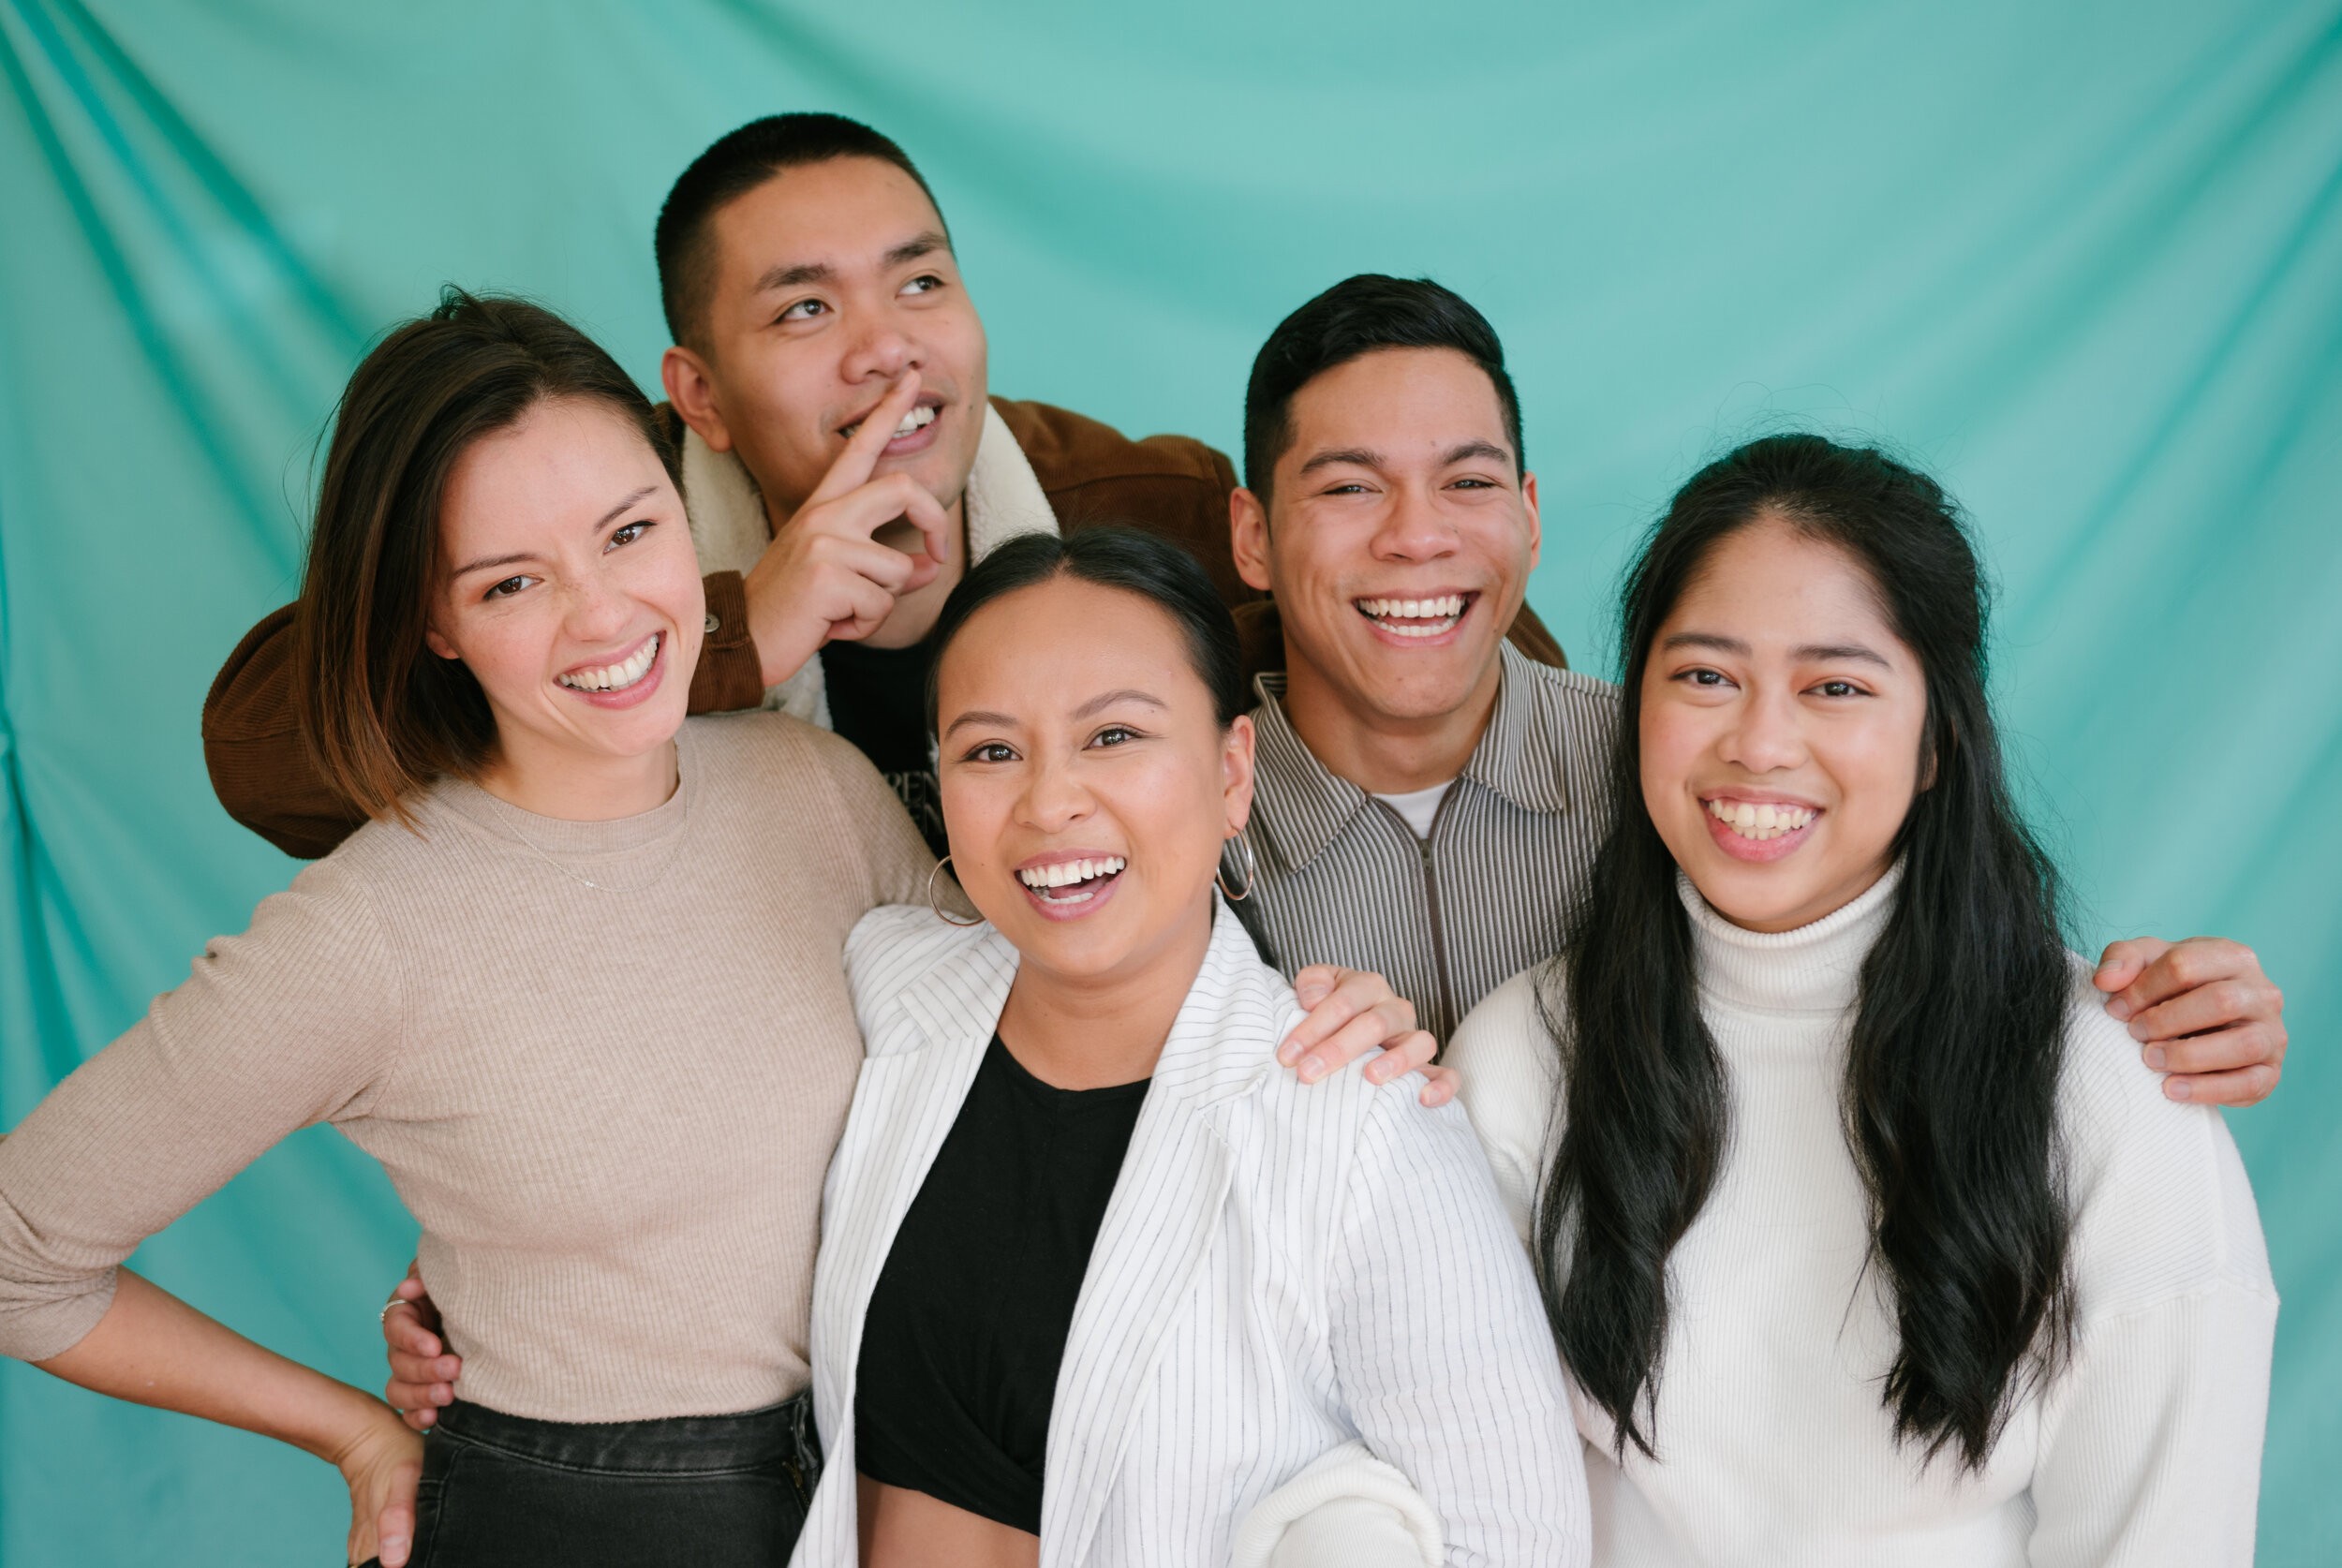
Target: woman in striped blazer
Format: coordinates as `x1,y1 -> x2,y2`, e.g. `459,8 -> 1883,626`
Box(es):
794,528 -> 1589,1568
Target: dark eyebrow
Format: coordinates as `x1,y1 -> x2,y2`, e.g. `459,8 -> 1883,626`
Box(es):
1297,446 -> 1384,476
593,484 -> 659,532
1073,688 -> 1167,720
1661,632 -> 1748,655
451,485 -> 657,578
1441,439 -> 1513,467
1796,642 -> 1892,668
752,259 -> 832,293
884,230 -> 952,268
942,708 -> 1017,739
942,688 -> 1166,739
452,549 -> 539,578
751,229 -> 953,296
1659,631 -> 1891,669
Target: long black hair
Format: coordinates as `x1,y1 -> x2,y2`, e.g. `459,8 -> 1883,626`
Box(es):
1538,433 -> 2075,1471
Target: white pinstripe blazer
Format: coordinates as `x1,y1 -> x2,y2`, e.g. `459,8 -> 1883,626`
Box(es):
792,899 -> 1591,1568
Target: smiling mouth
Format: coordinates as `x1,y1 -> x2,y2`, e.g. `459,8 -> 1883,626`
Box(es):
1016,855 -> 1126,905
1355,593 -> 1473,639
1705,797 -> 1817,842
556,633 -> 660,693
839,402 -> 939,441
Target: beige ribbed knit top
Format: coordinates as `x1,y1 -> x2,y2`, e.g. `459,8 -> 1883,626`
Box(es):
0,711 -> 935,1421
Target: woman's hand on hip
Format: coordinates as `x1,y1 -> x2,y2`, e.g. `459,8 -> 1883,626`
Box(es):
381,1264 -> 461,1433
334,1403 -> 423,1567
1282,967 -> 1453,1106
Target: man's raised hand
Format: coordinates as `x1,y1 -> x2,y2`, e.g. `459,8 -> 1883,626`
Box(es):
743,369 -> 957,688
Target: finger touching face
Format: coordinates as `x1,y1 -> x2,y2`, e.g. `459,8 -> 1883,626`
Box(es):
936,576 -> 1253,985
1638,515 -> 1927,933
689,156 -> 988,524
426,397 -> 704,780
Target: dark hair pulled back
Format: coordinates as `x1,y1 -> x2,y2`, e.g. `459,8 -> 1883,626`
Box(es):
925,528 -> 1246,734
1539,433 -> 2075,1472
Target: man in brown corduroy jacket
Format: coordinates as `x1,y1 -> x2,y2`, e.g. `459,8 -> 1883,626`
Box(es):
204,111 -> 1562,859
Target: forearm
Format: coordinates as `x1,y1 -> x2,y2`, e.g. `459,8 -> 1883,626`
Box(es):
36,1267 -> 393,1467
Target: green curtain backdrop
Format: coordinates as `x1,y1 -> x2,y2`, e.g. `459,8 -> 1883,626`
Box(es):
3,1 -> 2335,1560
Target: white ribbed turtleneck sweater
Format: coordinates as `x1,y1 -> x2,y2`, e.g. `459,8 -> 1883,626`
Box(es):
1447,866 -> 2275,1567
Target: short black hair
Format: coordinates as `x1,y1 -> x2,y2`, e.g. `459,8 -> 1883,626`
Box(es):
926,529 -> 1247,735
1241,274 -> 1523,497
654,112 -> 945,352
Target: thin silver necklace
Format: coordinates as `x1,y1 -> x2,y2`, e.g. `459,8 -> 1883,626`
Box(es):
493,790 -> 693,894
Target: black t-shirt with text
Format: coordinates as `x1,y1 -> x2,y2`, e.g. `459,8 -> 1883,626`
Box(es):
821,634 -> 945,857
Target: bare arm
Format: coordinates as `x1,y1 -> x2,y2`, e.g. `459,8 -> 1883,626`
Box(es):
39,1269 -> 422,1565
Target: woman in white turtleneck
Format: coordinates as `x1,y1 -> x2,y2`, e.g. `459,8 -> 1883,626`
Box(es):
1447,435 -> 2275,1567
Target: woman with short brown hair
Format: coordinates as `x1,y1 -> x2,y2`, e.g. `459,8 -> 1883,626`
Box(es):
0,291 -> 953,1566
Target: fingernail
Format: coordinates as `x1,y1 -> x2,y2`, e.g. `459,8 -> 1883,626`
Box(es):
1297,1056 -> 1326,1083
2105,998 -> 2132,1021
2165,1077 -> 2192,1102
2143,1045 -> 2166,1071
2126,1020 -> 2147,1042
1276,1042 -> 1299,1066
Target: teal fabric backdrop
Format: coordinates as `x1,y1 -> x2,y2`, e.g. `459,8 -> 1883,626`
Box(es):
3,1 -> 2335,1560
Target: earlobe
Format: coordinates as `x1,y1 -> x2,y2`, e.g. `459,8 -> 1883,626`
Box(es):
660,346 -> 733,454
422,624 -> 460,662
1222,715 -> 1258,831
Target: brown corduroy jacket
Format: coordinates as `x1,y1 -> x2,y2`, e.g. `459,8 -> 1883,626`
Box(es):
203,396 -> 1564,858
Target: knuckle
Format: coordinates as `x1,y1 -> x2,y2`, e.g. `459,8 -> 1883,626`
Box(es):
2160,947 -> 2201,986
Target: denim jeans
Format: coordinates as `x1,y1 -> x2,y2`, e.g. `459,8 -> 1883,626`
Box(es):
378,1394 -> 819,1567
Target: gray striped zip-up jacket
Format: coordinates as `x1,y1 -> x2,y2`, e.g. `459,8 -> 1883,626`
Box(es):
1231,643 -> 1621,1041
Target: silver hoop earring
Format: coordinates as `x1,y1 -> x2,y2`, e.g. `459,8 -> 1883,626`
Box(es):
927,856 -> 983,926
1215,833 -> 1257,903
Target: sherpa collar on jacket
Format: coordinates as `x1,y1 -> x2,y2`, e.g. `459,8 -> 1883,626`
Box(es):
677,399 -> 1060,727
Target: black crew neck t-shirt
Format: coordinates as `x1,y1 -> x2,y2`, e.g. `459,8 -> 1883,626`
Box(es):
821,634 -> 944,856
852,1035 -> 1150,1533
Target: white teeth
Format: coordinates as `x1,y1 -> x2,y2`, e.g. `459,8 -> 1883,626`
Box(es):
848,404 -> 937,440
1017,855 -> 1128,895
1357,594 -> 1467,619
1356,594 -> 1467,636
1705,798 -> 1816,840
557,633 -> 660,693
